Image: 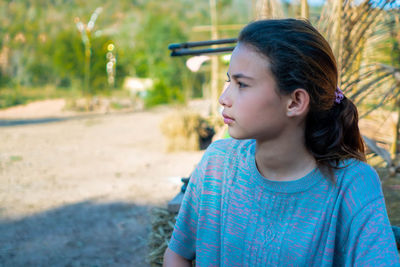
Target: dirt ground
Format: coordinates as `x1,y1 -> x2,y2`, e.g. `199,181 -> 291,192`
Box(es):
0,99 -> 205,266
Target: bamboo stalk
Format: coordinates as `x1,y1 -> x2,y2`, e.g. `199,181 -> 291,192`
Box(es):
301,0 -> 309,19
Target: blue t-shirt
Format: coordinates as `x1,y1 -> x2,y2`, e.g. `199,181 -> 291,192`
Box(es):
168,139 -> 400,266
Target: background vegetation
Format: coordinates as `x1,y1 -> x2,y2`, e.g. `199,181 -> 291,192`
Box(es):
0,0 -> 328,109
0,0 -> 243,108
0,0 -> 398,110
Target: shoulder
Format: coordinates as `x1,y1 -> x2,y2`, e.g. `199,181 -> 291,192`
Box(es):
334,159 -> 383,216
195,138 -> 254,176
336,159 -> 381,194
333,161 -> 399,261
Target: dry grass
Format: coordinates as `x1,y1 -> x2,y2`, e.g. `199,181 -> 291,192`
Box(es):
147,208 -> 177,267
160,111 -> 212,152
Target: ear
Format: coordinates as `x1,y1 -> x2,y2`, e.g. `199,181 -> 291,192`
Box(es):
286,88 -> 310,117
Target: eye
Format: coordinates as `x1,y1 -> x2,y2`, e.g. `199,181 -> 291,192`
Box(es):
238,81 -> 247,88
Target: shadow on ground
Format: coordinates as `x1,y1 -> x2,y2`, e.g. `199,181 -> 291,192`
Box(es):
0,201 -> 152,267
0,113 -> 107,127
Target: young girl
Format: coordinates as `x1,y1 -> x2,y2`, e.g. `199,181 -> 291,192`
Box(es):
163,19 -> 400,266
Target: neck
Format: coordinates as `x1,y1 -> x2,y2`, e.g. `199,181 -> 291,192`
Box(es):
255,130 -> 316,181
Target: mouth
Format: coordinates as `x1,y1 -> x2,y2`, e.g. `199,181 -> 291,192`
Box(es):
222,113 -> 235,124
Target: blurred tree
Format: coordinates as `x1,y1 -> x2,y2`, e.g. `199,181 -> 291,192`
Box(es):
132,1 -> 191,106
52,30 -> 85,86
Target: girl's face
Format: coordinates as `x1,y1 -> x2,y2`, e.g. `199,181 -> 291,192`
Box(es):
219,43 -> 291,142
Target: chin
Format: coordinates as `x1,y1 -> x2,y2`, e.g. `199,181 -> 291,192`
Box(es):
228,129 -> 250,140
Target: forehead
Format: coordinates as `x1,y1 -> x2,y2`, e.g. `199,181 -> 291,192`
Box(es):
228,43 -> 271,76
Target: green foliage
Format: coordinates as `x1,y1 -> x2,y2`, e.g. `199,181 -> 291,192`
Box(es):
0,90 -> 31,108
9,155 -> 23,162
144,80 -> 185,108
52,30 -> 85,82
0,71 -> 11,88
49,30 -> 114,92
25,60 -> 54,86
127,1 -> 199,107
89,36 -> 113,92
133,2 -> 188,82
0,86 -> 82,109
5,0 -> 394,110
1,0 -> 208,106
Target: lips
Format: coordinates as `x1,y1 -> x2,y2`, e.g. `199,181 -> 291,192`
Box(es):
222,112 -> 235,124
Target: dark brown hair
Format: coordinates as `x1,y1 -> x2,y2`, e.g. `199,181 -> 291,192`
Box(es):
238,19 -> 365,179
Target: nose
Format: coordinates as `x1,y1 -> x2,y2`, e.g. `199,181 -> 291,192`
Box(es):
219,83 -> 232,107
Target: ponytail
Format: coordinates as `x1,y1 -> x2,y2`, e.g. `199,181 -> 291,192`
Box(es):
305,96 -> 366,179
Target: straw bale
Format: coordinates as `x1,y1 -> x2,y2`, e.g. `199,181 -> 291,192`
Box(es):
160,111 -> 206,152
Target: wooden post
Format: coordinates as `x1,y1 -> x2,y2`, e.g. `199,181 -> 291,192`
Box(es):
256,0 -> 283,20
210,0 -> 220,116
301,0 -> 309,19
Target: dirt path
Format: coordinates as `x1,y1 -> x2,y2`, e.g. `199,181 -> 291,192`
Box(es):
0,100 -> 204,266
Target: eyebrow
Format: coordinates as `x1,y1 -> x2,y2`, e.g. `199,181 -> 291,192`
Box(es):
227,72 -> 254,80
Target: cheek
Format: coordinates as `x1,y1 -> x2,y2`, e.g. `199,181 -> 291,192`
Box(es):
237,94 -> 278,118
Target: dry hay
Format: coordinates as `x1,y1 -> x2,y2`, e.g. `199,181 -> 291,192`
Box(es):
160,111 -> 214,152
147,207 -> 177,266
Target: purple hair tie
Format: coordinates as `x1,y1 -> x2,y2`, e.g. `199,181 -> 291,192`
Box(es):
335,87 -> 344,104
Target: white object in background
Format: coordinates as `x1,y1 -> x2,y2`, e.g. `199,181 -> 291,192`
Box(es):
186,55 -> 210,72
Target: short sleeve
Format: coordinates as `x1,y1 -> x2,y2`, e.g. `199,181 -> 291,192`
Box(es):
340,197 -> 400,266
167,151 -> 207,260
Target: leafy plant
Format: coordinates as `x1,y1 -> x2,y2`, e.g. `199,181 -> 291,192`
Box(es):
144,80 -> 185,108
